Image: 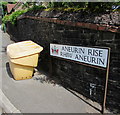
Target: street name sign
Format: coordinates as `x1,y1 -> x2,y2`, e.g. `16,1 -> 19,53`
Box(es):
50,44 -> 109,68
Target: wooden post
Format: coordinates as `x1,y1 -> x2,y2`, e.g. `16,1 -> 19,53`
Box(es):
102,48 -> 110,114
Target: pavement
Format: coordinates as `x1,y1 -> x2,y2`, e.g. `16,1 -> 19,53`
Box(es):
0,29 -> 106,113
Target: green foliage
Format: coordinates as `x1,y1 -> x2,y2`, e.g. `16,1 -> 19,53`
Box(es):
72,8 -> 86,12
1,1 -> 8,15
2,15 -> 9,24
22,2 -> 31,9
2,10 -> 27,25
47,2 -> 73,8
27,5 -> 46,11
47,2 -> 58,8
63,7 -> 86,12
1,23 -> 6,31
44,8 -> 54,11
47,2 -> 119,13
62,2 -> 85,8
45,2 -> 88,12
9,10 -> 27,24
2,4 -> 46,25
44,7 -> 86,12
2,2 -> 120,26
47,2 -> 87,8
22,2 -> 36,9
19,2 -> 120,13
1,1 -> 8,6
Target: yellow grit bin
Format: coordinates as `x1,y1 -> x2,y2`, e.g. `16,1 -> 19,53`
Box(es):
7,40 -> 43,80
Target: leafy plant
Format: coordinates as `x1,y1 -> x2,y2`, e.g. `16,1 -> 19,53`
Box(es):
10,10 -> 27,24
2,10 -> 27,25
2,15 -> 9,24
1,1 -> 8,6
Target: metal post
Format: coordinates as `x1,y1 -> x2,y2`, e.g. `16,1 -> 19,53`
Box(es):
102,48 -> 110,114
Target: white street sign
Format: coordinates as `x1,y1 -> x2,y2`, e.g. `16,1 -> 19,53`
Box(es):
50,44 -> 109,68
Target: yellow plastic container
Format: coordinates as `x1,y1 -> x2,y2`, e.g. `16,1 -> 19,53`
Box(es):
7,40 -> 43,80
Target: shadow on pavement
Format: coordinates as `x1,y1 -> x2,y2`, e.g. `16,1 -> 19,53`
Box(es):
6,62 -> 14,79
33,72 -> 59,86
66,88 -> 102,113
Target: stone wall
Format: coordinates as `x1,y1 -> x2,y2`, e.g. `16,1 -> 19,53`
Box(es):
7,17 -> 120,113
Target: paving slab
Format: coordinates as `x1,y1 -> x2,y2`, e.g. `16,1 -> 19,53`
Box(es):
0,29 -> 102,113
